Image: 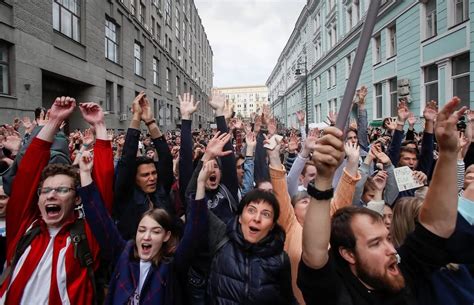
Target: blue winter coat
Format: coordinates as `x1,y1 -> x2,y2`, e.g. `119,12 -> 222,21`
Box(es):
207,216 -> 294,305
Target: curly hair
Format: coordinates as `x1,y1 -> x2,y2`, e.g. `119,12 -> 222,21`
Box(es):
39,164 -> 80,189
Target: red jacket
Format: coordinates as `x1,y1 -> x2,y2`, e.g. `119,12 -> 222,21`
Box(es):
0,137 -> 114,305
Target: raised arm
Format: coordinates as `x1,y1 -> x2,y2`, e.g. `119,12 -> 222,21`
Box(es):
417,101 -> 436,175
179,93 -> 200,203
141,95 -> 174,195
387,101 -> 409,165
356,86 -> 369,152
79,150 -> 126,264
209,91 -> 238,199
419,97 -> 467,238
79,102 -> 114,214
331,142 -> 361,213
6,97 -> 75,261
114,93 -> 145,202
241,132 -> 256,197
301,127 -> 345,269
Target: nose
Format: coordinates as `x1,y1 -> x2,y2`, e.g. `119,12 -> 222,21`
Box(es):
385,239 -> 397,255
143,230 -> 152,240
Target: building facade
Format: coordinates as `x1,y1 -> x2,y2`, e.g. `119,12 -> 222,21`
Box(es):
267,0 -> 473,128
0,0 -> 213,130
216,85 -> 269,119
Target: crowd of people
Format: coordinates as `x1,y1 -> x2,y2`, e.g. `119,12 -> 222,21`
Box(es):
0,87 -> 472,305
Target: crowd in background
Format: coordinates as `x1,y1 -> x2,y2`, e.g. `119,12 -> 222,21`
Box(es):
0,87 -> 472,305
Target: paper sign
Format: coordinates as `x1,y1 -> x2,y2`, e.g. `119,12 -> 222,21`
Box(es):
263,134 -> 283,150
393,166 -> 424,191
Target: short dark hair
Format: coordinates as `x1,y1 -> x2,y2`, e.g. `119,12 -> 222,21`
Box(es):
136,156 -> 155,168
400,146 -> 418,157
330,206 -> 383,262
237,189 -> 280,222
39,164 -> 80,189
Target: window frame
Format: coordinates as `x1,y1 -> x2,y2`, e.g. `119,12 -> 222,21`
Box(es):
134,42 -> 143,77
105,18 -> 119,63
0,42 -> 10,95
53,0 -> 81,42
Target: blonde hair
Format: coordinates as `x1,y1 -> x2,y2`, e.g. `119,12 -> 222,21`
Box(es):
390,197 -> 423,248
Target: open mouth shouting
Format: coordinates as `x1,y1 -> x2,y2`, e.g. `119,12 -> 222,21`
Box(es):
45,204 -> 62,217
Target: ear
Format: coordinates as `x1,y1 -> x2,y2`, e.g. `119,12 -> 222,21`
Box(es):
74,196 -> 82,206
238,215 -> 242,225
339,247 -> 356,265
164,230 -> 171,243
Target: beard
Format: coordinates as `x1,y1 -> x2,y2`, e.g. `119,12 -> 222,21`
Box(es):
355,255 -> 406,294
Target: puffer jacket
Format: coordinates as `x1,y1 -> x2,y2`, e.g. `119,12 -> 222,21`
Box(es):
207,216 -> 295,305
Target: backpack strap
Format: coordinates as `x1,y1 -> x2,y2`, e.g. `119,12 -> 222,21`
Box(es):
70,218 -> 96,305
0,224 -> 41,286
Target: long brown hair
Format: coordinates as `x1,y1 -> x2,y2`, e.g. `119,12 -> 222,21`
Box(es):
390,197 -> 423,248
133,208 -> 179,265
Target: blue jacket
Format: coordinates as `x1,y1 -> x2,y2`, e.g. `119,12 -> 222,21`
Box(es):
207,217 -> 294,305
81,182 -> 208,305
114,128 -> 175,240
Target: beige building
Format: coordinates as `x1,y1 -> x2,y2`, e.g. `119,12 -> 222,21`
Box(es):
216,85 -> 269,119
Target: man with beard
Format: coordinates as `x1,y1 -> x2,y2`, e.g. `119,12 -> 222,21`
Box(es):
297,97 -> 466,305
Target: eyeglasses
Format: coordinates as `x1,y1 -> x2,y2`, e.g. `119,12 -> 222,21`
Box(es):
37,187 -> 75,196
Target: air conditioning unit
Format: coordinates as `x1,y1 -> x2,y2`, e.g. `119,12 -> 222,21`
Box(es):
119,113 -> 128,121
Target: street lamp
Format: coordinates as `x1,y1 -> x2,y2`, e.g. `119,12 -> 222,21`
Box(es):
295,54 -> 309,132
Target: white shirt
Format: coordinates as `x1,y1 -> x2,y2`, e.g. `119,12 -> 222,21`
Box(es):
129,260 -> 152,305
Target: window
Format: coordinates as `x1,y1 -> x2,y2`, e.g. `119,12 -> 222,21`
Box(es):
346,6 -> 353,33
314,11 -> 321,32
0,43 -> 9,95
176,76 -> 180,96
315,38 -> 322,61
165,0 -> 171,25
153,98 -> 158,120
134,42 -> 143,76
117,85 -> 124,114
175,6 -> 180,39
373,33 -> 381,64
53,0 -> 81,42
389,78 -> 398,117
387,25 -> 396,57
345,52 -> 354,79
328,98 -> 338,115
330,65 -> 336,87
182,22 -> 187,48
105,81 -> 113,112
374,83 -> 383,119
424,64 -> 438,103
327,21 -> 337,48
452,53 -> 470,108
105,18 -> 119,63
454,0 -> 469,25
138,1 -> 145,24
151,16 -> 155,35
157,24 -> 162,43
314,76 -> 321,95
130,0 -> 136,15
315,104 -> 322,123
153,57 -> 159,85
166,68 -> 170,91
425,0 -> 437,39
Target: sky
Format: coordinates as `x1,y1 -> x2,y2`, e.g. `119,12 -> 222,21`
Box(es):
194,0 -> 306,88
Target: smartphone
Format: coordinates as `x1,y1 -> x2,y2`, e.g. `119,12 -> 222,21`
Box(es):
263,134 -> 283,150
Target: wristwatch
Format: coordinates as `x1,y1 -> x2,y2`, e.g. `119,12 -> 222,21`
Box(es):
307,182 -> 334,201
